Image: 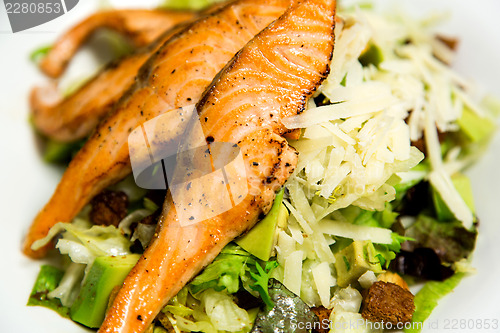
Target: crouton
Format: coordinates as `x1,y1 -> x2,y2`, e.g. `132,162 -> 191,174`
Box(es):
361,281 -> 415,325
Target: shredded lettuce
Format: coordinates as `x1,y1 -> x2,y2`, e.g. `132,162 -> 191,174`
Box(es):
189,244 -> 252,294
161,287 -> 252,333
32,218 -> 132,265
201,289 -> 252,332
48,262 -> 85,307
108,175 -> 149,202
30,219 -> 133,309
143,197 -> 159,212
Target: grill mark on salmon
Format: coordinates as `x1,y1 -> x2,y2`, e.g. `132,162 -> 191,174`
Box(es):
100,0 -> 335,332
23,0 -> 291,259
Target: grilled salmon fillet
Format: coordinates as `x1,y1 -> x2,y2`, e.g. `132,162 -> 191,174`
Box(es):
99,0 -> 336,331
23,0 -> 291,258
31,22 -> 191,142
39,9 -> 195,78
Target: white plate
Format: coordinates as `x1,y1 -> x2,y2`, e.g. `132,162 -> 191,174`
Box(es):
0,1 -> 499,332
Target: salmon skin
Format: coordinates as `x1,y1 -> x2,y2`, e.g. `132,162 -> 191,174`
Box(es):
99,0 -> 336,332
39,9 -> 195,78
23,0 -> 292,258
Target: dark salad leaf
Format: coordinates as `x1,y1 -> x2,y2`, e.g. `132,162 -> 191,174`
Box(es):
390,248 -> 454,281
395,181 -> 432,216
251,279 -> 319,333
404,214 -> 477,264
27,265 -> 70,318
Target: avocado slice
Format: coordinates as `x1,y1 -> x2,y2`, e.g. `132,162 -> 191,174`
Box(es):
236,189 -> 288,261
432,172 -> 475,221
70,254 -> 140,328
457,106 -> 496,143
359,43 -> 383,68
334,240 -> 383,287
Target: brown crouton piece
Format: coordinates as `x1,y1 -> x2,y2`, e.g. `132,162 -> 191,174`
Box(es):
361,281 -> 415,325
90,190 -> 129,227
377,272 -> 409,291
311,306 -> 332,333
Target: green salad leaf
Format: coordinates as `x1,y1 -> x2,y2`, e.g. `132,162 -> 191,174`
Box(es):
248,261 -> 278,310
42,139 -> 85,164
189,243 -> 278,310
405,273 -> 465,333
27,265 -> 70,318
373,233 -> 413,268
343,202 -> 398,229
30,45 -> 52,63
190,244 -> 252,294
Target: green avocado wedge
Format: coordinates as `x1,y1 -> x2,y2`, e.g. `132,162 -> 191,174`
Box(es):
236,189 -> 288,261
334,240 -> 383,287
70,254 -> 140,328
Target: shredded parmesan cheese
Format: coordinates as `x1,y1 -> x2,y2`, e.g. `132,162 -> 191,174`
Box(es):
274,2 -> 487,307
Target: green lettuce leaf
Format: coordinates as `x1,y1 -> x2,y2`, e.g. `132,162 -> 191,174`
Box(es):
342,202 -> 398,229
248,261 -> 278,310
30,45 -> 51,63
405,273 -> 465,333
189,243 -> 278,309
27,265 -> 70,318
42,139 -> 85,164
